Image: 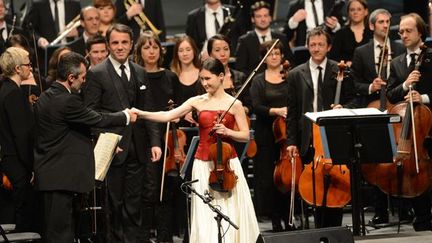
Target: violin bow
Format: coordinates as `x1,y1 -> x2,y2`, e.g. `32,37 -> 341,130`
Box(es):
160,120 -> 171,202
212,39 -> 281,129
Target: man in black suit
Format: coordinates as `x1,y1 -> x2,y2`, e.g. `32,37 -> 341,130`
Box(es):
69,6 -> 101,56
235,1 -> 294,75
115,0 -> 166,42
286,27 -> 355,227
351,8 -> 404,226
386,13 -> 432,231
352,8 -> 405,108
83,24 -> 162,243
34,52 -> 134,242
185,0 -> 243,56
284,0 -> 343,47
24,0 -> 81,48
0,47 -> 37,232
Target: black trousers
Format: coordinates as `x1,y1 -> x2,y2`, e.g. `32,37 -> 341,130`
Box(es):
41,191 -> 76,243
106,143 -> 145,243
0,156 -> 38,232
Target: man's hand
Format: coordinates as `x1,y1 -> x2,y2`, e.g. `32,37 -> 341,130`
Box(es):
126,3 -> 143,19
371,78 -> 387,93
405,90 -> 423,103
151,146 -> 162,162
286,145 -> 298,158
128,108 -> 138,123
115,146 -> 124,154
292,9 -> 307,23
38,37 -> 49,48
331,104 -> 343,109
403,70 -> 421,88
325,16 -> 338,30
66,27 -> 79,38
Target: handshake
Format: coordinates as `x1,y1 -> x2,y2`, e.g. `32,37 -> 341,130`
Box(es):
123,108 -> 141,123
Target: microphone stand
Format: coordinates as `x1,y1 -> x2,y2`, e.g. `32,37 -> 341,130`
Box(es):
181,182 -> 238,243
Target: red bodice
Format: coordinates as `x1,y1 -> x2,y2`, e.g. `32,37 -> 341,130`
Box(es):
194,110 -> 238,160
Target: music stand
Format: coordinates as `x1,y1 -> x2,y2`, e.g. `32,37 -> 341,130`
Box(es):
311,112 -> 400,236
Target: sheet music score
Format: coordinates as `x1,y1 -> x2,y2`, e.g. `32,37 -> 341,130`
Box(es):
94,133 -> 122,181
305,108 -> 385,123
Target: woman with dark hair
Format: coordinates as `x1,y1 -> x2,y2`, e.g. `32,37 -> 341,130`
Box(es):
132,57 -> 260,243
45,46 -> 72,87
329,0 -> 372,65
207,34 -> 251,115
93,0 -> 116,36
133,30 -> 178,243
250,39 -> 293,231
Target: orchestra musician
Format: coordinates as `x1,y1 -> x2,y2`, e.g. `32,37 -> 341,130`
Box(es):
132,57 -> 260,243
351,8 -> 405,226
83,24 -> 162,243
68,6 -> 101,56
0,47 -> 38,232
249,40 -> 292,231
33,52 -> 135,242
386,13 -> 432,231
85,34 -> 108,69
45,46 -> 71,87
93,0 -> 116,37
286,27 -> 356,227
133,30 -> 177,243
115,0 -> 166,42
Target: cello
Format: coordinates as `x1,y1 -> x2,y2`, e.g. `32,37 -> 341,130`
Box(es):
373,45 -> 432,198
298,61 -> 351,210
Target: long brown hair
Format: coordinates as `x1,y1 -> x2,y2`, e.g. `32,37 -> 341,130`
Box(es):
170,35 -> 201,75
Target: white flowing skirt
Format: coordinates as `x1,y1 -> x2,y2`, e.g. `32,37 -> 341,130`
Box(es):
189,157 -> 260,243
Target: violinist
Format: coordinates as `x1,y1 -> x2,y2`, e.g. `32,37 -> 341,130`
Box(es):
286,27 -> 356,227
133,30 -> 177,243
249,40 -> 292,231
0,47 -> 38,232
132,58 -> 260,243
386,13 -> 432,231
351,8 -> 404,226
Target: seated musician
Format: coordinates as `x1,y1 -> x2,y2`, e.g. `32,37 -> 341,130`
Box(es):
69,6 -> 101,56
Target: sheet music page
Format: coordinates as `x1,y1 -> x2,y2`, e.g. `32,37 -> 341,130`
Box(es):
305,108 -> 384,123
94,133 -> 121,181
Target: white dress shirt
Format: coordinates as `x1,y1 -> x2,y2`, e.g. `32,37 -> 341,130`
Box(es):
109,55 -> 131,81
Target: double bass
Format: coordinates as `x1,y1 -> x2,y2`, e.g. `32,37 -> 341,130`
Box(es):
298,61 -> 351,211
372,45 -> 432,198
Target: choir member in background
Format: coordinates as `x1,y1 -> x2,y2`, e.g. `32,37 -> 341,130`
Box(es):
45,46 -> 71,87
94,0 -> 116,37
329,0 -> 372,66
85,34 -> 108,69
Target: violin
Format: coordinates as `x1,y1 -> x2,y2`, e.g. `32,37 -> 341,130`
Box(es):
164,101 -> 187,176
208,112 -> 237,192
1,173 -> 12,191
371,45 -> 432,197
333,60 -> 347,106
272,116 -> 302,193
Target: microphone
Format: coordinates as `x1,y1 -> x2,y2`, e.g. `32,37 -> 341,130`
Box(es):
182,179 -> 199,187
204,189 -> 214,203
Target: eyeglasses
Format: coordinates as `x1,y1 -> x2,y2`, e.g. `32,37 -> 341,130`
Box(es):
20,62 -> 32,67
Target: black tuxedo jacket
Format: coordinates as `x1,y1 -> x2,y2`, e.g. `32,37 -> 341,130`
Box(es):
24,0 -> 81,42
387,47 -> 432,104
34,82 -> 126,193
83,58 -> 160,165
0,78 -> 34,172
284,0 -> 343,47
286,59 -> 356,157
185,5 -> 232,51
351,39 -> 404,107
235,30 -> 295,75
115,0 -> 166,42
